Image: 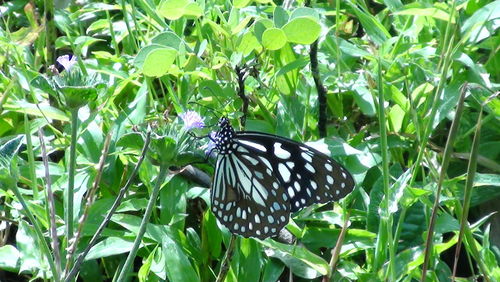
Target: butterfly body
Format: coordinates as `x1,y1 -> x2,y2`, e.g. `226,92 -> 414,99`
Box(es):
211,117 -> 354,239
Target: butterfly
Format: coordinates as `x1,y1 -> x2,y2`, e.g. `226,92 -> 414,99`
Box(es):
210,117 -> 355,239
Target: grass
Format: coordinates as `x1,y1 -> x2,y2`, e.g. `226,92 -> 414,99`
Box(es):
0,0 -> 499,281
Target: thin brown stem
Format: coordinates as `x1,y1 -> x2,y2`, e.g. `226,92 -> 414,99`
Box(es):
38,128 -> 62,278
63,132 -> 112,276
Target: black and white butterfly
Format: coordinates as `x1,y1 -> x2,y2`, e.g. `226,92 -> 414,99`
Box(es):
210,117 -> 355,239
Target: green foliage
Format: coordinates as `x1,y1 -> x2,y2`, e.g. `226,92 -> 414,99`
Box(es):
0,0 -> 499,281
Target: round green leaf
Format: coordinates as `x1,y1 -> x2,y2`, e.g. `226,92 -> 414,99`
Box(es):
234,0 -> 252,8
142,47 -> 178,77
183,2 -> 202,18
282,17 -> 321,44
158,0 -> 189,20
253,19 -> 274,42
273,6 -> 289,28
152,32 -> 182,50
262,28 -> 287,50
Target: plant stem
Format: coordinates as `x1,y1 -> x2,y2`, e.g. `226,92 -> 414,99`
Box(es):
65,109 -> 79,251
216,235 -> 237,282
24,113 -> 38,199
116,164 -> 169,281
64,131 -> 151,281
39,128 -> 62,278
376,58 -> 395,280
421,83 -> 467,281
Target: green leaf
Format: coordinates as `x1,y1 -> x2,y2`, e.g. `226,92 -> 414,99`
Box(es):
461,1 -> 500,43
289,7 -> 319,20
262,28 -> 287,50
260,240 -> 329,278
3,101 -> 69,121
394,7 -> 454,23
162,235 -> 199,282
435,213 -> 460,234
233,0 -> 252,8
237,32 -> 261,56
16,221 -> 43,273
344,2 -> 390,45
0,245 -> 20,272
0,135 -> 24,160
158,0 -> 189,20
253,19 -> 274,42
142,47 -> 178,77
183,2 -> 203,19
282,17 -> 321,44
86,237 -> 136,260
273,7 -> 288,28
474,173 -> 500,187
152,32 -> 183,50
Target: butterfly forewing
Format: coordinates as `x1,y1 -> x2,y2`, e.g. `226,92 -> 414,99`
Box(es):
210,117 -> 355,239
236,132 -> 355,212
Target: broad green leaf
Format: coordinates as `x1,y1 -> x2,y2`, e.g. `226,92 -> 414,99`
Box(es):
253,19 -> 274,42
282,17 -> 321,44
0,245 -> 20,272
344,2 -> 390,45
0,135 -> 23,159
262,28 -> 287,50
3,101 -> 69,121
152,32 -> 182,50
199,80 -> 224,98
237,32 -> 261,55
138,248 -> 157,281
158,0 -> 189,20
474,173 -> 500,187
163,233 -> 199,282
394,7 -> 455,23
353,81 -> 376,116
16,221 -> 44,273
86,237 -> 135,260
134,44 -> 165,69
461,0 -> 500,43
289,7 -> 319,20
262,259 -> 285,282
435,213 -> 460,234
183,2 -> 202,18
260,240 -> 329,278
273,7 -> 288,28
142,47 -> 178,77
233,0 -> 252,8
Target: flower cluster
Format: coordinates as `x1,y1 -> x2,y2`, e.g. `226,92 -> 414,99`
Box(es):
179,110 -> 205,130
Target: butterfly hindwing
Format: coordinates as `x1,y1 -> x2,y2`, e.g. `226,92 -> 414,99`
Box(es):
211,143 -> 291,239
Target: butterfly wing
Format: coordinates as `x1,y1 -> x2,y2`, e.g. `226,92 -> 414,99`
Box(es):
235,132 -> 355,212
211,145 -> 291,239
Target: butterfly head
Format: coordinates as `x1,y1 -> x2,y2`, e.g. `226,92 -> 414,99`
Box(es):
214,117 -> 235,154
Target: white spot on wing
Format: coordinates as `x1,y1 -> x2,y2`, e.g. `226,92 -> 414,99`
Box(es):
327,175 -> 334,185
305,162 -> 315,173
325,163 -> 333,171
301,152 -> 313,162
239,140 -> 267,152
278,163 -> 291,182
274,143 -> 291,159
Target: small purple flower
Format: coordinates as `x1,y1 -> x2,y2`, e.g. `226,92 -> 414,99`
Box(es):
180,111 -> 205,130
56,54 -> 77,71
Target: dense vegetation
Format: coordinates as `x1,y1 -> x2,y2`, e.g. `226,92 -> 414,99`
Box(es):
0,0 -> 499,281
